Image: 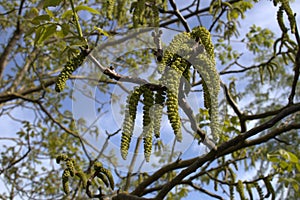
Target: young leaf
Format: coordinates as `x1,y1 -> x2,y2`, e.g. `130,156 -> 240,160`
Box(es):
31,14 -> 51,25
43,0 -> 62,8
75,5 -> 100,15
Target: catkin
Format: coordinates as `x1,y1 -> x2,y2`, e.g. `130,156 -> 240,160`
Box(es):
121,87 -> 142,160
55,49 -> 89,92
153,89 -> 166,138
141,86 -> 154,162
62,169 -> 71,194
190,27 -> 220,138
236,180 -> 246,200
281,0 -> 295,33
94,162 -> 114,190
105,0 -> 115,20
96,172 -> 109,188
164,59 -> 184,141
277,6 -> 287,33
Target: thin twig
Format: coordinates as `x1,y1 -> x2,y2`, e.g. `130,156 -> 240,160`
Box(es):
169,0 -> 191,32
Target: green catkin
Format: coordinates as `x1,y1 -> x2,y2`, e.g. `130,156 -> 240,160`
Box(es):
160,0 -> 168,11
76,169 -> 87,188
246,183 -> 254,200
253,182 -> 264,200
66,159 -> 75,177
121,87 -> 142,160
151,1 -> 159,27
132,0 -> 146,27
236,180 -> 246,200
56,154 -> 68,164
153,89 -> 166,138
116,0 -> 128,25
96,172 -> 110,188
100,168 -> 114,190
182,65 -> 191,94
141,86 -> 154,162
190,26 -> 220,138
57,155 -> 88,194
202,79 -> 211,110
138,0 -> 146,25
105,0 -> 115,20
94,162 -> 115,190
159,32 -> 195,141
132,2 -> 139,28
277,6 -> 287,33
55,48 -> 89,92
281,0 -> 296,33
158,50 -> 172,73
228,167 -> 236,182
191,27 -> 215,60
165,58 -> 185,141
62,169 -> 71,194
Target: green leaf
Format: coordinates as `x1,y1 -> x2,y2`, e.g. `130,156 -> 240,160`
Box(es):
45,8 -> 57,21
31,14 -> 51,25
24,26 -> 37,38
34,24 -> 57,46
60,23 -> 70,37
267,153 -> 280,162
61,10 -> 73,19
75,5 -> 100,15
34,26 -> 46,46
286,151 -> 299,163
230,9 -> 239,19
292,182 -> 299,191
41,24 -> 57,42
43,0 -> 62,8
279,149 -> 299,163
296,163 -> 300,171
28,7 -> 39,17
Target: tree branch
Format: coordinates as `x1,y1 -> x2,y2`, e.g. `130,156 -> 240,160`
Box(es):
246,122 -> 300,147
288,30 -> 300,104
160,0 -> 242,28
179,97 -> 217,150
154,102 -> 300,199
112,193 -> 151,200
0,78 -> 56,104
169,0 -> 191,32
183,180 -> 225,200
221,82 -> 246,132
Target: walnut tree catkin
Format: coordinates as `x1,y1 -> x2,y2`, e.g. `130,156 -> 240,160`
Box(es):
121,87 -> 142,160
141,86 -> 154,162
55,48 -> 89,92
190,26 -> 220,138
153,89 -> 166,138
94,162 -> 115,190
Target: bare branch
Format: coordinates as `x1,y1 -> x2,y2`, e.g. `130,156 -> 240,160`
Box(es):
0,0 -> 26,78
246,122 -> 300,147
0,135 -> 31,175
169,0 -> 191,32
221,82 -> 246,132
288,34 -> 300,104
160,0 -> 243,28
183,180 -> 225,200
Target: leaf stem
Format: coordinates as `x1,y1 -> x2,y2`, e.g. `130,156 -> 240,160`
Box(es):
69,0 -> 84,39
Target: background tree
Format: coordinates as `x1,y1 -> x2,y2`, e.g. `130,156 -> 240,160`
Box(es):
0,0 -> 299,199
